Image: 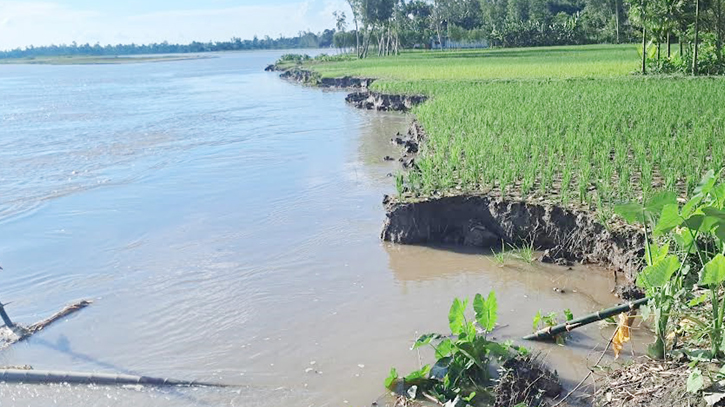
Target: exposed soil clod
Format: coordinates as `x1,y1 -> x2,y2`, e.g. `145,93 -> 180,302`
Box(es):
346,91 -> 427,112
381,194 -> 644,285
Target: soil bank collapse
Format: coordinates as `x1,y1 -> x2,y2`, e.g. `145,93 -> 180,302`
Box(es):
268,64 -> 644,289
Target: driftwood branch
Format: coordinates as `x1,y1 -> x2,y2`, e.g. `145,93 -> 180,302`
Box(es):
0,300 -> 92,350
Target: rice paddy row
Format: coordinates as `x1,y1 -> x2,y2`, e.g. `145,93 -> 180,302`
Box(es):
305,45 -> 725,211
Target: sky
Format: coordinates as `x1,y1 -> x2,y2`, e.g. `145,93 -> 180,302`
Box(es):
0,0 -> 350,50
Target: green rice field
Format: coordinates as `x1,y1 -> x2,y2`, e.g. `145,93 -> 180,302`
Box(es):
306,44 -> 725,210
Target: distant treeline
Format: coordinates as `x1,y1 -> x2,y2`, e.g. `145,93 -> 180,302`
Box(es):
0,30 -> 337,59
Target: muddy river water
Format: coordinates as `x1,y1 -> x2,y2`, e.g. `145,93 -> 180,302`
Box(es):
0,51 -> 644,406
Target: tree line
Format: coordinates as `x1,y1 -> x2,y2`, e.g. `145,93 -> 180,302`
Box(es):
332,0 -> 723,74
0,30 -> 336,59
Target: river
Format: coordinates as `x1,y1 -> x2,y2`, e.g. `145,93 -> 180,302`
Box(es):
0,51 -> 641,406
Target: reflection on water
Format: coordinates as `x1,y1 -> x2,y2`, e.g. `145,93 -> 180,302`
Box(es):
0,52 -> 639,407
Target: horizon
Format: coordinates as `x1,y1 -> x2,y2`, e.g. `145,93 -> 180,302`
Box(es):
0,0 -> 348,52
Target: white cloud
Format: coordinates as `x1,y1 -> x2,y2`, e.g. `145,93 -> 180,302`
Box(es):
0,0 -> 350,50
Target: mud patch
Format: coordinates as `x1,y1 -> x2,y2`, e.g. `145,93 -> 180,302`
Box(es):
346,91 -> 427,112
495,355 -> 563,407
381,194 -> 644,282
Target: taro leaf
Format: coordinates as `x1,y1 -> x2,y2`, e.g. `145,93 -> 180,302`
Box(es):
695,170 -> 717,196
702,207 -> 725,220
645,191 -> 678,216
700,254 -> 725,286
673,228 -> 697,253
434,338 -> 454,359
614,202 -> 643,224
486,341 -> 512,359
404,365 -> 431,382
645,242 -> 669,267
636,255 -> 681,289
682,194 -> 704,218
463,321 -> 477,340
687,368 -> 704,394
654,204 -> 681,237
683,214 -> 706,231
474,291 -> 497,332
385,367 -> 399,389
413,333 -> 441,350
449,298 -> 468,335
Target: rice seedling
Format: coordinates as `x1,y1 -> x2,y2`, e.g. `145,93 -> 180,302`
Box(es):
303,44 -> 725,211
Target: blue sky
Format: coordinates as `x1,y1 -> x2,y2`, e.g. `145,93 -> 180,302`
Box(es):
0,0 -> 348,50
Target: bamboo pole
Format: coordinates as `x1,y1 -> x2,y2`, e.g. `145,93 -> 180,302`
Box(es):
0,368 -> 231,387
523,297 -> 649,341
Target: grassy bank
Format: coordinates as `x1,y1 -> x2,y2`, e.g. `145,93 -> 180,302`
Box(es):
301,44 -> 725,211
0,55 -> 211,65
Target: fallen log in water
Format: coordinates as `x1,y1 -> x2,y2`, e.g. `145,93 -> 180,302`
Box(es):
0,368 -> 231,387
523,297 -> 649,341
1,300 -> 92,350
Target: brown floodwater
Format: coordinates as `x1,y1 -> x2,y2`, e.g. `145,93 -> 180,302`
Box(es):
0,51 -> 647,407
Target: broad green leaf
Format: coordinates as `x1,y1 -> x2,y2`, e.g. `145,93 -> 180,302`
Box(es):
645,242 -> 669,267
404,365 -> 431,381
636,255 -> 681,289
682,194 -> 704,218
653,204 -> 681,237
474,291 -> 497,332
687,368 -> 704,393
645,191 -> 677,216
462,321 -> 477,340
385,367 -> 398,389
673,228 -> 697,253
683,214 -> 706,231
694,170 -> 716,196
700,254 -> 725,286
413,333 -> 440,349
486,341 -> 512,359
702,207 -> 725,220
614,203 -> 643,224
700,216 -> 723,234
448,298 -> 467,335
434,338 -> 454,359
